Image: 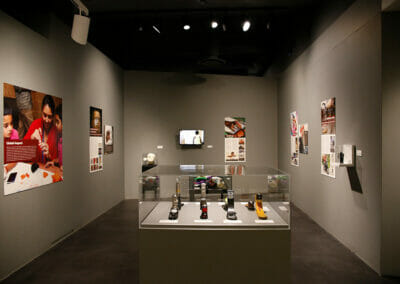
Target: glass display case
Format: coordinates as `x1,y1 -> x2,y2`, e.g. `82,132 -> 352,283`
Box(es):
139,164 -> 290,229
139,164 -> 291,284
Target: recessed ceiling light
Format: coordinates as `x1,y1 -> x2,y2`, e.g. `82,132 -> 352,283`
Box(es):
152,25 -> 160,34
138,26 -> 143,32
183,24 -> 191,30
242,20 -> 250,32
211,21 -> 218,29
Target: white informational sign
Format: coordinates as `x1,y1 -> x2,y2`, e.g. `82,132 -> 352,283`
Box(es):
224,117 -> 246,162
321,98 -> 336,178
89,107 -> 103,173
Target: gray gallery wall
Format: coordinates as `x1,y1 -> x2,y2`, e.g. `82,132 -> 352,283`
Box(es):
124,71 -> 277,199
277,0 -> 382,273
0,12 -> 124,280
381,12 -> 400,277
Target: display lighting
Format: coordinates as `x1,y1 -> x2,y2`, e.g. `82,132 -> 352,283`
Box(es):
242,20 -> 251,32
183,24 -> 191,30
211,21 -> 218,29
70,0 -> 90,45
152,25 -> 161,34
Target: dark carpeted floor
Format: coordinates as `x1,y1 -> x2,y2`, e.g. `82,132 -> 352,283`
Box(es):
2,200 -> 399,284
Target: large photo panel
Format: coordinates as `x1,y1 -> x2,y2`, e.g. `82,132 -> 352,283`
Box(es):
3,83 -> 63,195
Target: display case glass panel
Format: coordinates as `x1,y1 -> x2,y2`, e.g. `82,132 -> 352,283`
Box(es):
139,165 -> 290,229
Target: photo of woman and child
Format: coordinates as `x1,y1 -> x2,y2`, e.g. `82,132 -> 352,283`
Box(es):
3,83 -> 63,195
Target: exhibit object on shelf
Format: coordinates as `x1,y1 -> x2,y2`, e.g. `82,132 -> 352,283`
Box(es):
226,189 -> 237,220
200,182 -> 207,209
321,98 -> 336,178
225,117 -> 246,162
3,83 -> 63,196
168,194 -> 179,220
89,106 -> 103,173
245,200 -> 255,210
142,152 -> 157,172
179,129 -> 204,145
200,203 -> 208,219
176,178 -> 183,209
104,125 -> 114,154
255,193 -> 268,219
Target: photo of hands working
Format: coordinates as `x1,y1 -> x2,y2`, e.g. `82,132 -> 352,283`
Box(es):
3,83 -> 63,195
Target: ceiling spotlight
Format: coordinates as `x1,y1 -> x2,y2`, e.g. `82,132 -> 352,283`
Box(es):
71,0 -> 90,45
183,24 -> 191,30
242,20 -> 251,32
211,21 -> 218,29
138,26 -> 143,32
152,25 -> 161,34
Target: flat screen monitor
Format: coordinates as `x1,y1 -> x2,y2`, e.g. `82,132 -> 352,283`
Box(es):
179,130 -> 204,145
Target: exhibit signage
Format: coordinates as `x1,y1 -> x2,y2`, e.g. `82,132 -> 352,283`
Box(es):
104,124 -> 114,154
320,97 -> 336,178
224,117 -> 246,162
299,123 -> 309,154
290,111 -> 299,166
89,106 -> 103,173
3,83 -> 63,195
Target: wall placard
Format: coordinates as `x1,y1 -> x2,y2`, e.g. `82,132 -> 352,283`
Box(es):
224,117 -> 246,162
290,111 -> 299,166
89,106 -> 103,172
299,123 -> 309,154
321,98 -> 336,178
104,125 -> 114,154
3,83 -> 63,195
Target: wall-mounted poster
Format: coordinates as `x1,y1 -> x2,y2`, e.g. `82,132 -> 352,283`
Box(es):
104,125 -> 113,154
224,117 -> 246,162
3,83 -> 63,196
290,136 -> 299,166
321,98 -> 336,178
90,107 -> 103,173
299,123 -> 309,154
290,111 -> 298,137
290,111 -> 299,166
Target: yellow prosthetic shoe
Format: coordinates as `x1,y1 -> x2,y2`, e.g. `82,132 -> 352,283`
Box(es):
255,193 -> 267,219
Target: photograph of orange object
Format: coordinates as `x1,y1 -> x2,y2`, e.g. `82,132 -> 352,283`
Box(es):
255,193 -> 267,220
224,117 -> 246,138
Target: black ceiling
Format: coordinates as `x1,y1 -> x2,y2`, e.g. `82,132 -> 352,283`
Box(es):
1,0 -> 354,76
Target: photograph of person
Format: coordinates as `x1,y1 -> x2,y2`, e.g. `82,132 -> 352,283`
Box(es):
24,95 -> 58,164
4,103 -> 19,140
193,130 -> 202,145
90,107 -> 102,136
